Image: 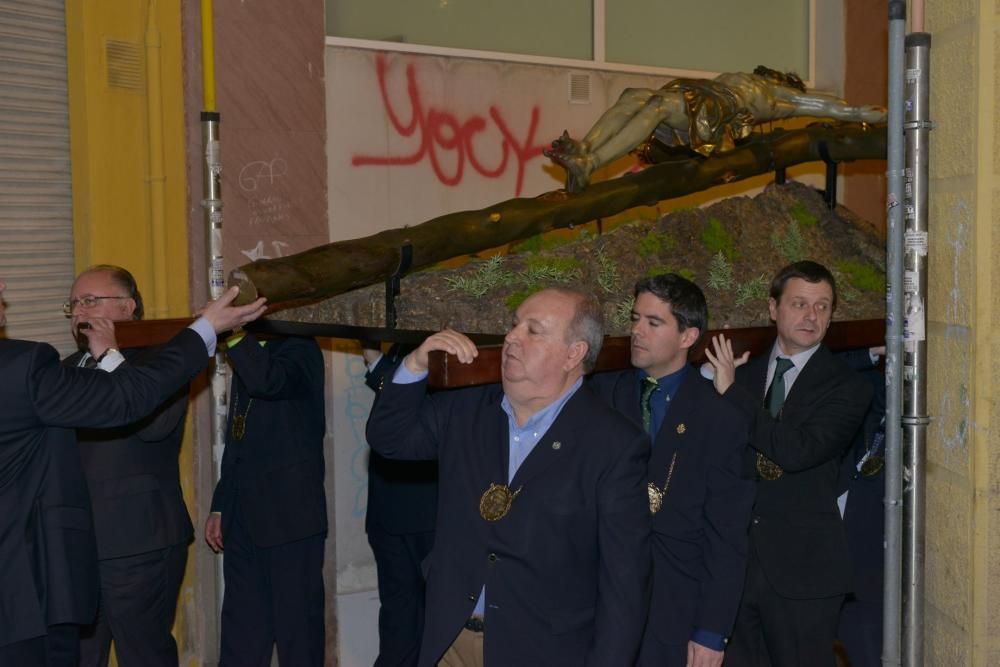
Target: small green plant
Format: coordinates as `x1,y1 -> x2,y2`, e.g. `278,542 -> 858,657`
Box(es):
609,295 -> 635,331
596,249 -> 620,294
701,218 -> 736,260
645,266 -> 696,282
505,288 -> 541,311
444,253 -> 512,297
638,231 -> 676,257
509,234 -> 544,254
510,232 -> 575,255
836,260 -> 886,293
520,256 -> 582,288
770,221 -> 806,262
735,274 -> 769,306
706,252 -> 735,291
790,202 -> 818,227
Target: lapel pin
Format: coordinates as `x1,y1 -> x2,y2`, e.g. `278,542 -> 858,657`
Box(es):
676,424 -> 686,434
551,441 -> 562,450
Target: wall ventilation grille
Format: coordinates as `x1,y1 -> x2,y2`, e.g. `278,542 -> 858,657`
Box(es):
105,39 -> 144,91
568,72 -> 591,105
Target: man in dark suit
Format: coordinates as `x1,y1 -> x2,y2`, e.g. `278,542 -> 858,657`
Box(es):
204,332 -> 327,666
0,279 -> 266,667
363,344 -> 437,667
62,266 -> 194,667
367,287 -> 651,667
589,274 -> 754,667
704,261 -> 872,667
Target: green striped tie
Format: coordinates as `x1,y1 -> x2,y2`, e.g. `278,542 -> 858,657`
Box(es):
641,376 -> 659,433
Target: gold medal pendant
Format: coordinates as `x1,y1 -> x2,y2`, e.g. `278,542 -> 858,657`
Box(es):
756,452 -> 784,481
647,483 -> 663,515
861,455 -> 884,477
479,482 -> 522,521
232,415 -> 246,441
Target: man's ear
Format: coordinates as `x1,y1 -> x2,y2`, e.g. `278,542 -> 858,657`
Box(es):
768,297 -> 778,323
679,326 -> 700,351
565,340 -> 588,371
124,298 -> 138,320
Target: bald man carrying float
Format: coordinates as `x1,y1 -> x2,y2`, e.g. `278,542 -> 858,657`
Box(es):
367,287 -> 651,667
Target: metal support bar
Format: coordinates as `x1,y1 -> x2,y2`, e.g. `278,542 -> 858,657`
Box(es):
882,2 -> 907,665
901,30 -> 931,667
384,244 -> 413,329
818,141 -> 838,208
774,166 -> 787,185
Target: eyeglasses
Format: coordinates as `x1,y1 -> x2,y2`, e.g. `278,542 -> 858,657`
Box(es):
62,295 -> 130,316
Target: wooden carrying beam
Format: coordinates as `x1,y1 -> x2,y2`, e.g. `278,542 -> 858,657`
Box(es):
427,319 -> 885,388
116,316 -> 883,389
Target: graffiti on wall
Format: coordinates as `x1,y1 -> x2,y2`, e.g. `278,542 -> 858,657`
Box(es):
352,54 -> 548,196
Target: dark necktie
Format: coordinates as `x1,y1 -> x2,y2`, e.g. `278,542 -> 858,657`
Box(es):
640,376 -> 659,434
764,357 -> 794,418
82,354 -> 99,370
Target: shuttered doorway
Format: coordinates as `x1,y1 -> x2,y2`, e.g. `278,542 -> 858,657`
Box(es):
0,0 -> 75,353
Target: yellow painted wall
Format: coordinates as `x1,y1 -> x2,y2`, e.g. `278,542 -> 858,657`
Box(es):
66,0 -> 189,318
65,1 -> 196,662
924,1 -> 999,665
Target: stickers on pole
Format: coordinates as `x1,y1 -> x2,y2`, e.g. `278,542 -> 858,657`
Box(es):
904,230 -> 928,257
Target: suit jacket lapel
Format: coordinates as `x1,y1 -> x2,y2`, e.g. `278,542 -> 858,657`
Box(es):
655,369 -> 699,453
782,345 -> 831,414
488,395 -> 510,485
741,353 -> 770,403
612,371 -> 642,426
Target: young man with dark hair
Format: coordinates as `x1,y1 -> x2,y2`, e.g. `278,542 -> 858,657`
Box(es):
705,260 -> 872,667
590,273 -> 754,667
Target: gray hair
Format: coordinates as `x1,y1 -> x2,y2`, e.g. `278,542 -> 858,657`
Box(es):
548,286 -> 604,372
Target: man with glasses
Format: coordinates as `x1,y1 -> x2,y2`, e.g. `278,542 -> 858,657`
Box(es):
62,266 -> 194,667
0,278 -> 266,667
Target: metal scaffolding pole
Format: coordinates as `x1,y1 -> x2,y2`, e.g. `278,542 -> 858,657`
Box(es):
902,31 -> 931,667
882,1 -> 907,665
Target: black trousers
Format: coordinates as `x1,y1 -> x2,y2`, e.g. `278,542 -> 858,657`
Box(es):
725,554 -> 844,667
0,624 -> 79,667
837,594 -> 882,667
78,543 -> 188,667
367,527 -> 434,667
636,634 -> 688,667
218,504 -> 326,667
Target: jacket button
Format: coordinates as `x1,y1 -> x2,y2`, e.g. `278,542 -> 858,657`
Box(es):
468,594 -> 476,601
488,553 -> 497,562
752,516 -> 760,525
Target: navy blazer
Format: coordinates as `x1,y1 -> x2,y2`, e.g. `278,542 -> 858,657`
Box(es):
836,349 -> 886,605
65,348 -> 193,560
590,367 -> 755,647
723,344 -> 872,599
210,335 -> 327,548
367,379 -> 651,667
364,347 -> 437,535
0,330 -> 207,647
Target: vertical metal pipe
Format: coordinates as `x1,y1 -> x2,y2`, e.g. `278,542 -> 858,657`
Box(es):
201,111 -> 227,620
902,31 -> 931,667
883,2 -> 907,666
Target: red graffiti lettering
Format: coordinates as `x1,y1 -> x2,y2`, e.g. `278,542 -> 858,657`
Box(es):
352,54 -> 547,196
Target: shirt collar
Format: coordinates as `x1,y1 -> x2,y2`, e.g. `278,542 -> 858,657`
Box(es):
769,340 -> 821,370
639,363 -> 690,397
501,376 -> 583,434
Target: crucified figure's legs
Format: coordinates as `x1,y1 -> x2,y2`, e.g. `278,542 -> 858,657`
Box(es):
545,87 -> 687,192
